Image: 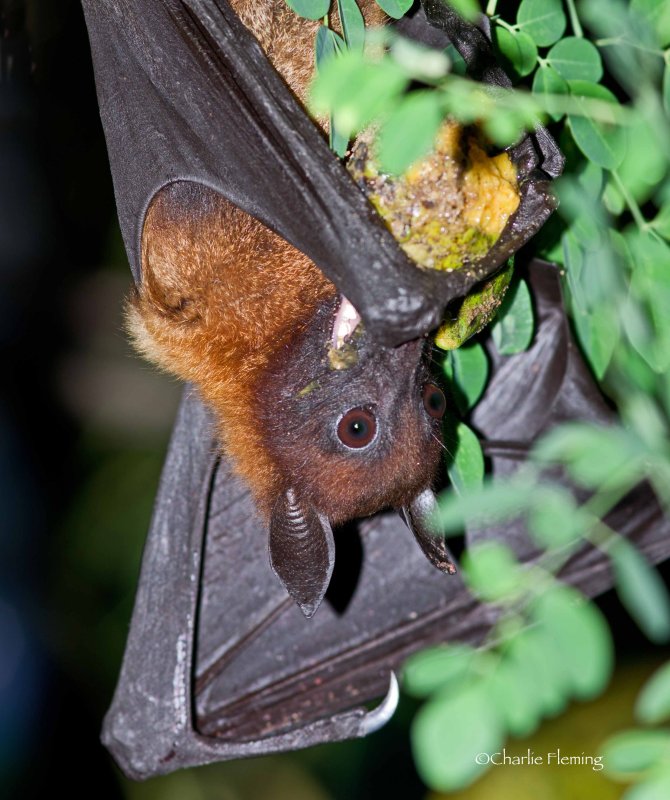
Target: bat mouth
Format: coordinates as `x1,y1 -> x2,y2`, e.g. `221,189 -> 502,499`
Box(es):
331,295 -> 362,350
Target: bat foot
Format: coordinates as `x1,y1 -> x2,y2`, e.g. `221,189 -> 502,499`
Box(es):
401,489 -> 458,576
269,489 -> 336,617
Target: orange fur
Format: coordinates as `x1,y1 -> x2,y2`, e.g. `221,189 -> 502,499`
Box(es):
129,182 -> 334,509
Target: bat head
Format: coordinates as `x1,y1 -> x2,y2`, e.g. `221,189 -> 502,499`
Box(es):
256,293 -> 452,616
257,294 -> 445,525
131,181 -> 454,618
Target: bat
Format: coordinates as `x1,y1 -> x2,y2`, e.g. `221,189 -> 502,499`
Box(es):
78,0 -> 670,781
119,0 -> 557,618
128,178 -> 452,618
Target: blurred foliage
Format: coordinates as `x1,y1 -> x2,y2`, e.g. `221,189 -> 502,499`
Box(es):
281,0 -> 670,794
429,659 -> 659,800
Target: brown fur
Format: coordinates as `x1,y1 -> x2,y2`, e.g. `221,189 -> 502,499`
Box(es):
128,0 -> 441,519
129,181 -> 334,508
229,0 -> 386,105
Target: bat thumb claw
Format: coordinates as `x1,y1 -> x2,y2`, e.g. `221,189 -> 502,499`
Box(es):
358,672 -> 399,736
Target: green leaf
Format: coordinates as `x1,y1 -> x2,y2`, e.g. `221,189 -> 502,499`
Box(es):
615,343 -> 658,398
651,203 -> 670,240
562,227 -> 584,280
636,662 -> 670,725
315,26 -> 348,155
491,278 -> 534,355
445,0 -> 480,22
337,0 -> 365,51
488,658 -> 542,737
445,42 -> 467,76
534,423 -> 645,490
506,627 -> 570,716
435,480 -> 535,534
627,232 -> 670,374
330,124 -> 348,157
315,25 -> 342,66
572,303 -> 619,379
483,111 -> 526,148
462,542 -> 522,602
377,90 -> 444,174
411,682 -> 504,791
611,539 -> 670,643
373,0 -> 413,20
623,393 -> 668,452
527,488 -> 587,548
577,159 -> 605,201
403,644 -> 476,698
517,0 -> 566,47
603,178 -> 625,216
556,173 -> 607,254
562,229 -> 586,311
493,26 -> 538,78
625,775 -> 670,800
443,342 -> 489,414
285,0 -> 330,20
310,52 -> 408,135
601,729 -> 670,775
617,117 -> 669,205
631,0 -> 670,47
664,63 -> 670,116
547,37 -> 603,82
532,64 -> 568,121
445,421 -> 485,495
531,585 -> 613,699
567,81 -> 625,170
390,37 -> 451,80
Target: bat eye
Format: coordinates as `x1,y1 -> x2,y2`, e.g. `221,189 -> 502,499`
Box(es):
423,383 -> 446,420
337,408 -> 377,449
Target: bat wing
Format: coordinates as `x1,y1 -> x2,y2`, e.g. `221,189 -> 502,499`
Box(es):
80,0 -> 558,346
102,260 -> 670,778
82,0 -> 666,781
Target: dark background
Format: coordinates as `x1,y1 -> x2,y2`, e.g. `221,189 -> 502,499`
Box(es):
1,1 -> 667,798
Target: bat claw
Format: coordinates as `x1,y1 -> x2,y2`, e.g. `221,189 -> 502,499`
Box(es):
359,672 -> 399,736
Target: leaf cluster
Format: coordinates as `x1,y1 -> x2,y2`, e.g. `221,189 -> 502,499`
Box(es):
278,0 -> 670,794
601,661 -> 670,799
405,546 -> 613,790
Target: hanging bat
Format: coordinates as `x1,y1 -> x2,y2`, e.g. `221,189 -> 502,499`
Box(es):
129,178 -> 451,618
77,0 -> 670,782
120,0 -> 551,618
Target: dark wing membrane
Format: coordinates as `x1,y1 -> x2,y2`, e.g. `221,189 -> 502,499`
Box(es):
80,0 -> 435,345
469,260 -> 613,560
102,261 -> 670,778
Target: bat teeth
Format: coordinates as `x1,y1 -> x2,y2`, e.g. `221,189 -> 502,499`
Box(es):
331,295 -> 362,349
358,672 -> 399,736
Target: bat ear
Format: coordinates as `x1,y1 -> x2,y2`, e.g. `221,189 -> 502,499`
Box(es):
401,488 -> 457,575
269,489 -> 336,618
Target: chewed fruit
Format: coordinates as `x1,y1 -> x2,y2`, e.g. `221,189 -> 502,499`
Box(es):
346,121 -> 520,273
